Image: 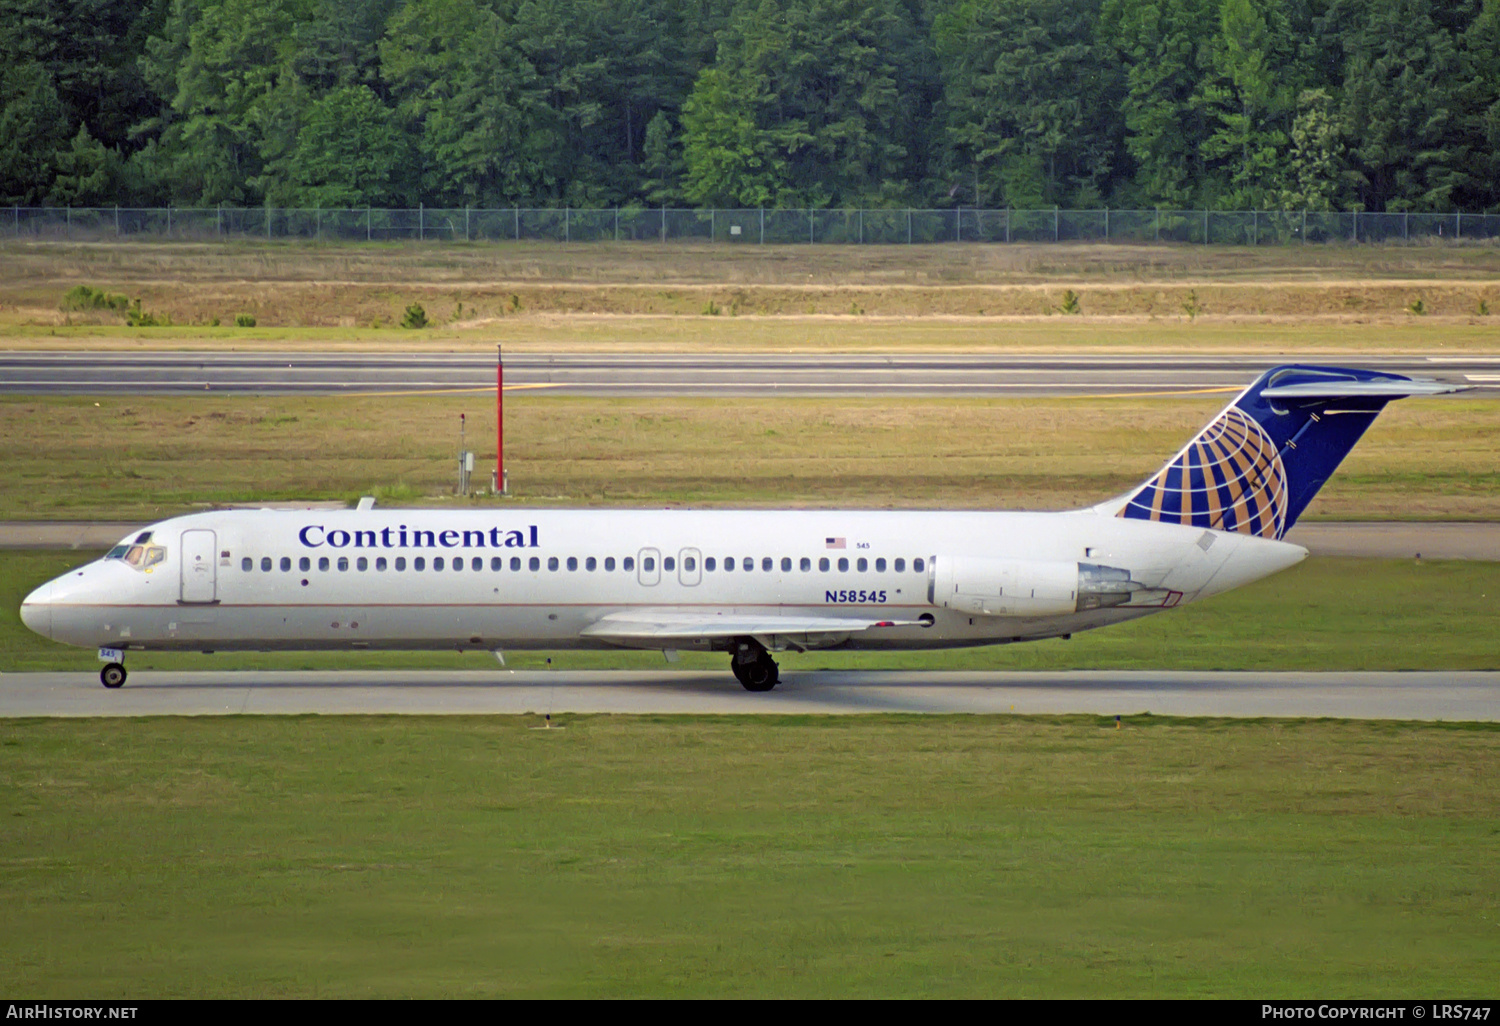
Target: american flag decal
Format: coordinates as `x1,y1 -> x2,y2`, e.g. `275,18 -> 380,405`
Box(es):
825,537 -> 846,549
1119,407 -> 1289,539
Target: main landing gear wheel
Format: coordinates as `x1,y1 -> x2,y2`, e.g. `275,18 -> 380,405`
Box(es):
731,643 -> 780,692
100,663 -> 127,689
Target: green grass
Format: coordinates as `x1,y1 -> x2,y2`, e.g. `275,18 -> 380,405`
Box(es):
4,394 -> 1499,521
5,551 -> 1498,673
2,714 -> 1497,996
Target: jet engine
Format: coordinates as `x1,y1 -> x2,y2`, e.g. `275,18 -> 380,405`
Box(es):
930,557 -> 1143,616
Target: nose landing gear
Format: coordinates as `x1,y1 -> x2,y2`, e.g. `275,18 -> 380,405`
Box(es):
100,662 -> 127,689
730,639 -> 779,692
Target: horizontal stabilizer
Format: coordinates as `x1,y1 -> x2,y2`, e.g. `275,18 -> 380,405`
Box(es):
1261,378 -> 1467,399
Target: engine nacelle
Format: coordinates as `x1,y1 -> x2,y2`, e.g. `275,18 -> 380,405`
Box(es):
931,557 -> 1140,617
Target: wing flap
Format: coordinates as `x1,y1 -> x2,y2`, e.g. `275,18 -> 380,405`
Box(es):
581,609 -> 922,644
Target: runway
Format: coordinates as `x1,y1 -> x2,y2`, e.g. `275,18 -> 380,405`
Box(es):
3,669 -> 1497,720
3,351 -> 1497,397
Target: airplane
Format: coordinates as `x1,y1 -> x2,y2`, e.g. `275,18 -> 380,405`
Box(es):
19,364 -> 1464,691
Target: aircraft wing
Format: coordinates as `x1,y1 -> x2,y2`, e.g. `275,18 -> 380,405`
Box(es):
580,608 -> 924,647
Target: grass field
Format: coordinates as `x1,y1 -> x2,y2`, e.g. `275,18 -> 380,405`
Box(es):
5,552 -> 1497,673
4,240 -> 1500,338
2,714 -> 1496,997
3,394 -> 1498,521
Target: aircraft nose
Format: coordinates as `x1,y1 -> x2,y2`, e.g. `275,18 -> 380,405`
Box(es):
19,581 -> 54,639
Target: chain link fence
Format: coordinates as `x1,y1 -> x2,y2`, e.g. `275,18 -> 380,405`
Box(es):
7,206 -> 1499,245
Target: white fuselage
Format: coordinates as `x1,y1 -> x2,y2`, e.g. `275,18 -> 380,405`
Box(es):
21,507 -> 1306,656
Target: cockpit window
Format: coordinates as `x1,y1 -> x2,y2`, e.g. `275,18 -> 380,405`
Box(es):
106,539 -> 167,570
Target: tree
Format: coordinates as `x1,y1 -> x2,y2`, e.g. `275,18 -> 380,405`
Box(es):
933,0 -> 1123,208
0,62 -> 67,204
256,85 -> 404,207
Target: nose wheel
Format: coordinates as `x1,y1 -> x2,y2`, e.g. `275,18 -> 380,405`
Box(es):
100,663 -> 127,689
731,640 -> 779,692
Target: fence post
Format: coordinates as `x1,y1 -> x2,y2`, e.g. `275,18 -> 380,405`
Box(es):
1252,209 -> 1257,246
165,205 -> 170,237
419,203 -> 424,242
367,206 -> 371,242
516,206 -> 520,241
1302,209 -> 1306,244
1054,206 -> 1059,242
1104,207 -> 1109,240
66,205 -> 70,237
116,205 -> 120,237
858,208 -> 863,245
466,205 -> 471,242
614,206 -> 618,242
810,209 -> 815,244
316,205 -> 321,241
267,205 -> 271,241
1005,207 -> 1010,244
1203,209 -> 1209,245
906,208 -> 911,245
1456,211 -> 1462,240
760,207 -> 764,245
1155,208 -> 1159,242
711,207 -> 715,242
1404,210 -> 1409,241
13,205 -> 17,237
954,207 -> 960,243
565,205 -> 569,243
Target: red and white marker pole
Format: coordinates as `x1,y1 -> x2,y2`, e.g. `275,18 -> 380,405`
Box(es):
496,345 -> 507,495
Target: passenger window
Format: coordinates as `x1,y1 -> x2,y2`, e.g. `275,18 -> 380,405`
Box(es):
838,557 -> 849,572
586,556 -> 596,571
800,557 -> 811,571
357,557 -> 368,571
914,557 -> 925,572
338,556 -> 349,571
414,557 -> 426,571
377,557 -> 387,571
491,556 -> 502,571
876,557 -> 886,572
395,556 -> 407,571
780,557 -> 791,572
453,558 -> 462,572
762,557 -> 773,572
723,557 -> 734,572
705,557 -> 716,572
684,556 -> 696,571
819,557 -> 830,572
743,557 -> 753,571
281,556 -> 292,571
434,557 -> 445,571
529,556 -> 540,571
857,557 -> 867,572
548,556 -> 559,571
318,556 -> 330,571
643,556 -> 656,572
567,556 -> 578,571
663,556 -> 675,572
259,556 -> 272,571
894,558 -> 905,572
300,556 -> 311,571
241,557 -> 252,571
604,556 -> 616,571
623,556 -> 635,571
511,556 -> 522,571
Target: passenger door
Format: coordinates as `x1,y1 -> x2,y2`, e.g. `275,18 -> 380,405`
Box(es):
179,529 -> 218,603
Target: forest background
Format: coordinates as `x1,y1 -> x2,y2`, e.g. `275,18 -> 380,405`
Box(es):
3,0 -> 1498,216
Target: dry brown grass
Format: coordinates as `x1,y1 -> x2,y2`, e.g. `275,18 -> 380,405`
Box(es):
4,239 -> 1500,335
2,393 -> 1494,521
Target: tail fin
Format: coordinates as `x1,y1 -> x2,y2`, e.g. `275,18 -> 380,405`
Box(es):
1112,365 -> 1464,539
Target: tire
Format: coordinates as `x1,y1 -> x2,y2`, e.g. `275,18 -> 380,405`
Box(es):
100,663 -> 127,689
741,659 -> 778,692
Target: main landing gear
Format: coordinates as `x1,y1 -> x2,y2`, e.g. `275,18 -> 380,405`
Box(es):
100,662 -> 127,689
731,639 -> 779,692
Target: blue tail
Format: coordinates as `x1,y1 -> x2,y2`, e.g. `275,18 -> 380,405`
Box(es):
1116,365 -> 1462,539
